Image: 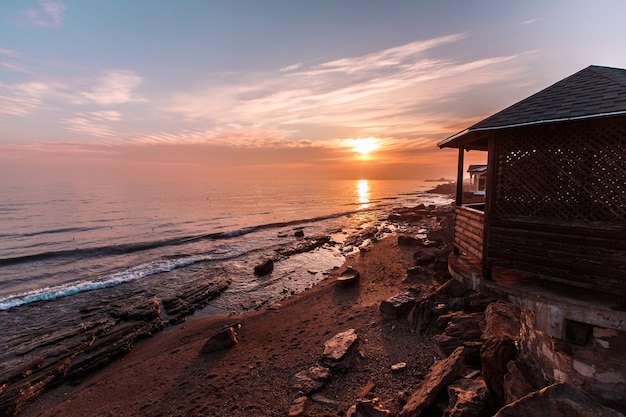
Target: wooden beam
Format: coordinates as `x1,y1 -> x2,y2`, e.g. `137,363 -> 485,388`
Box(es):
456,147 -> 464,206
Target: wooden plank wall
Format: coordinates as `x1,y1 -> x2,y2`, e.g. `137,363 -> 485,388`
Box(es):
487,219 -> 626,293
454,206 -> 484,261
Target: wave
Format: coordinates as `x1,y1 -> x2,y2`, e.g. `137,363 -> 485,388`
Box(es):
0,249 -> 242,311
0,210 -> 364,267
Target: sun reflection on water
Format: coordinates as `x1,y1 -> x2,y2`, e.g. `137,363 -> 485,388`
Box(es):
357,179 -> 370,209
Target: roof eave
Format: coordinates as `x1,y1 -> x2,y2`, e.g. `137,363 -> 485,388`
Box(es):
439,110 -> 626,150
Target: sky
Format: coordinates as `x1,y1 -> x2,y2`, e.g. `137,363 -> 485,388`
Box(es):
2,0 -> 626,183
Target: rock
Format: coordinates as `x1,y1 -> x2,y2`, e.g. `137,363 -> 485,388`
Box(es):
480,337 -> 517,406
436,311 -> 465,329
447,297 -> 467,311
337,267 -> 360,288
467,293 -> 496,311
352,399 -> 394,416
408,297 -> 432,334
435,278 -> 470,298
380,292 -> 417,320
494,383 -> 626,417
398,235 -> 422,247
444,377 -> 493,417
399,346 -> 467,417
311,393 -> 341,405
253,259 -> 274,276
322,329 -> 359,371
288,396 -> 309,417
444,312 -> 484,341
404,266 -> 430,284
199,325 -> 240,354
291,365 -> 331,395
503,360 -> 536,404
482,302 -> 521,341
391,362 -> 407,372
434,334 -> 464,357
358,382 -> 377,398
413,247 -> 439,265
294,229 -> 305,237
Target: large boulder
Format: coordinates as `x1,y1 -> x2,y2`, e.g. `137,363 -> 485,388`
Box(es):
480,336 -> 517,406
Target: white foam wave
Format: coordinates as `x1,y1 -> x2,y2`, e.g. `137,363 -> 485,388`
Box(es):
0,249 -> 241,311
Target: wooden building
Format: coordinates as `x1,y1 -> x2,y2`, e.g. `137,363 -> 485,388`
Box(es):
439,65 -> 626,336
467,164 -> 487,195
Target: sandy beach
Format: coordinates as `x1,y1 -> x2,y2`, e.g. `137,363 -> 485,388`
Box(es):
19,223 -> 448,417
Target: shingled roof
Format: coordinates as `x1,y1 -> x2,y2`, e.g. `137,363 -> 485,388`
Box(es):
439,65 -> 626,149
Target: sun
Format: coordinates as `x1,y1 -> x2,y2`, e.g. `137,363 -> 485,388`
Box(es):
352,137 -> 380,156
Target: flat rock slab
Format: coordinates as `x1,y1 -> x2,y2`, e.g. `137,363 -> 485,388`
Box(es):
380,292 -> 417,320
322,329 -> 359,371
494,383 -> 626,417
337,267 -> 360,288
400,346 -> 467,417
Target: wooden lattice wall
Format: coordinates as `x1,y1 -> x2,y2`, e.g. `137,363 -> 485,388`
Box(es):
486,118 -> 626,294
493,119 -> 626,223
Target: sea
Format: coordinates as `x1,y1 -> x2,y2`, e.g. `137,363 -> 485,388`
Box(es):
0,178 -> 452,317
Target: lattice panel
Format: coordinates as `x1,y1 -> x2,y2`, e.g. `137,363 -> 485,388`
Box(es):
493,119 -> 626,223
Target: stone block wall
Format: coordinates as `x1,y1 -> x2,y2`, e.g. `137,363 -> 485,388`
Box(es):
519,309 -> 626,408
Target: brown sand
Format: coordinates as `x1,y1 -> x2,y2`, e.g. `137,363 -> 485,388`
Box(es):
21,236 -> 441,417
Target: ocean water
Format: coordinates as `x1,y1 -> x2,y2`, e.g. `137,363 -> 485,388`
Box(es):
0,178 -> 451,313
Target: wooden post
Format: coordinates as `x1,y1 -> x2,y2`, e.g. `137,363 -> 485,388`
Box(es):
456,147 -> 464,206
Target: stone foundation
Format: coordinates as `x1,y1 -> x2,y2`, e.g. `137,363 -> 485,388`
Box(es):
520,309 -> 626,408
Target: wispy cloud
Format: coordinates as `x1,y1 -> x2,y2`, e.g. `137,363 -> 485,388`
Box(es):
82,70 -> 144,106
26,0 -> 66,27
158,34 -> 533,148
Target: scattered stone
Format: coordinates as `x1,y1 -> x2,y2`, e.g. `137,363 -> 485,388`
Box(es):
407,297 -> 432,334
199,325 -> 240,354
494,383 -> 626,417
311,393 -> 341,406
444,312 -> 484,341
291,365 -> 331,395
391,362 -> 407,372
351,398 -> 394,416
480,336 -> 517,406
253,259 -> 274,276
431,303 -> 448,317
337,267 -> 360,288
399,346 -> 467,417
380,292 -> 417,320
288,396 -> 309,417
358,381 -> 377,398
404,266 -> 430,284
294,229 -> 305,237
445,377 -> 493,417
436,311 -> 466,329
322,329 -> 359,371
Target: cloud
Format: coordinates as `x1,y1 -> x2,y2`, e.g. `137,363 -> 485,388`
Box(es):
26,0 -> 66,27
63,116 -> 117,138
0,81 -> 53,116
160,34 -> 533,149
82,70 -> 144,106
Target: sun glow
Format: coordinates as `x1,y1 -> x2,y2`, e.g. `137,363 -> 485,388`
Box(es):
352,137 -> 380,156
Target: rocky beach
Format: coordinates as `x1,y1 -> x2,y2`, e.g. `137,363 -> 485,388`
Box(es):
6,194 -> 625,417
